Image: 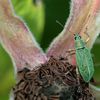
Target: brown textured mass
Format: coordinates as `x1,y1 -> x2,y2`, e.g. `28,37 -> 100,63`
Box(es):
13,56 -> 94,100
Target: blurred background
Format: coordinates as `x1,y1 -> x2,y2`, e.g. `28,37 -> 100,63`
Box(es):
0,0 -> 100,99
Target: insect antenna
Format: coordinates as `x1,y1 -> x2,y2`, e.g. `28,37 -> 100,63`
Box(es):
56,20 -> 64,28
67,29 -> 75,35
56,20 -> 76,36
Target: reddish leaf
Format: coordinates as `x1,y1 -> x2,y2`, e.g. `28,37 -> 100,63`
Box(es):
0,0 -> 47,71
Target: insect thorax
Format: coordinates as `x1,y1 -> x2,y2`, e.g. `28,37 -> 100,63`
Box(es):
74,36 -> 85,49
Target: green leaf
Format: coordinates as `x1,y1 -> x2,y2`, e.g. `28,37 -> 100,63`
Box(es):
0,45 -> 15,99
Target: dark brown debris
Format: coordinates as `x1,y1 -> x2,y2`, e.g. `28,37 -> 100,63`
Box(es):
13,56 -> 95,100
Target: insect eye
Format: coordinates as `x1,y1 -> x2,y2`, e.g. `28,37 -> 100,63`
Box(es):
74,36 -> 77,40
79,36 -> 81,39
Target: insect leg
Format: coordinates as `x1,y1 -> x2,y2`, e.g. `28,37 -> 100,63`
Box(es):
76,68 -> 83,95
83,27 -> 90,44
76,68 -> 80,85
67,49 -> 76,52
66,49 -> 76,57
66,49 -> 76,54
85,32 -> 90,44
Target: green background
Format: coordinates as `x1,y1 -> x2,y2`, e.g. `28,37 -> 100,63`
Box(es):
0,0 -> 100,99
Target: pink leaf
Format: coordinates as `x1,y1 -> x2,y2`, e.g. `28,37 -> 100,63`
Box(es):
0,0 -> 47,71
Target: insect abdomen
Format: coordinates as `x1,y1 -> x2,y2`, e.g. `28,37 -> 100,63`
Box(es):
76,47 -> 94,82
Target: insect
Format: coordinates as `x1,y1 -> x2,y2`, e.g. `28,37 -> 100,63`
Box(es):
56,20 -> 94,82
69,33 -> 94,82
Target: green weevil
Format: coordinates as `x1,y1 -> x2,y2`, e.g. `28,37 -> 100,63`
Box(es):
56,20 -> 94,82
74,33 -> 94,82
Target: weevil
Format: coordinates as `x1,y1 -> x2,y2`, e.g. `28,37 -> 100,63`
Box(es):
73,33 -> 94,82
56,20 -> 94,82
